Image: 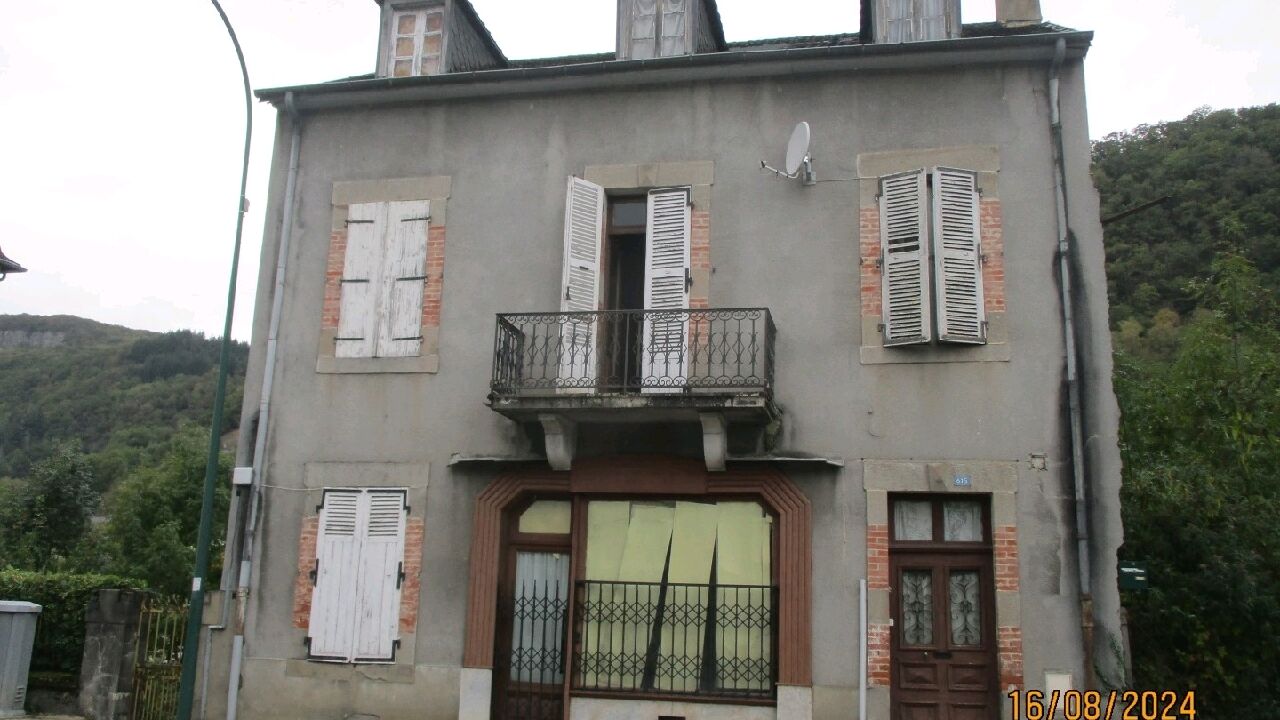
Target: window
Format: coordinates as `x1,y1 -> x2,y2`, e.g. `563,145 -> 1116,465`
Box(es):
336,200 -> 430,359
390,7 -> 444,77
575,500 -> 774,698
624,0 -> 692,59
559,177 -> 692,390
879,167 -> 986,346
308,489 -> 408,662
879,0 -> 959,43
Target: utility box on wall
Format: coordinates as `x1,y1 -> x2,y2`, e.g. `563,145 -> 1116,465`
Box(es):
0,601 -> 42,718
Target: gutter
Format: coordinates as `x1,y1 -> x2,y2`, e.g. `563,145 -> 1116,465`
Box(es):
1047,37 -> 1096,688
224,91 -> 304,720
255,31 -> 1092,112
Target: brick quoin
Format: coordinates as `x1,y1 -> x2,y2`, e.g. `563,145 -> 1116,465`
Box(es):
291,516 -> 319,629
421,226 -> 446,328
994,525 -> 1020,592
859,201 -> 1005,319
689,210 -> 711,310
290,515 -> 426,633
867,524 -> 889,590
321,230 -> 348,330
867,623 -> 892,687
998,626 -> 1025,690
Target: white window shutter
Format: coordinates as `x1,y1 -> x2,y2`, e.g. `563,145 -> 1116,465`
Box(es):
378,200 -> 430,358
337,203 -> 384,358
642,187 -> 691,392
659,0 -> 690,56
879,170 -> 932,346
308,490 -> 362,661
559,176 -> 605,388
351,490 -> 407,662
629,0 -> 658,59
932,167 -> 986,344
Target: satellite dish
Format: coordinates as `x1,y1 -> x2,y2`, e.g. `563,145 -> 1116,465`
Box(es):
785,122 -> 811,175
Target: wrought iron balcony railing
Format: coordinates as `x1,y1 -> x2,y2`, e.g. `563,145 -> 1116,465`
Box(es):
491,308 -> 775,396
572,580 -> 777,700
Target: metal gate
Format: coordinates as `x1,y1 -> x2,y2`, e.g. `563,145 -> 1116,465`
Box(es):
130,596 -> 188,720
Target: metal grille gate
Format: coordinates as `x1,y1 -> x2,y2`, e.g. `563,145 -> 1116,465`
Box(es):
498,574 -> 569,720
130,596 -> 188,720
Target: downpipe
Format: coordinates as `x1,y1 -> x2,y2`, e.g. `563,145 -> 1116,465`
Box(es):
1049,37 -> 1096,688
225,90 -> 303,720
859,578 -> 868,720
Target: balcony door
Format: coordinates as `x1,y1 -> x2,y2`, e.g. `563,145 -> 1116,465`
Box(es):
889,496 -> 999,720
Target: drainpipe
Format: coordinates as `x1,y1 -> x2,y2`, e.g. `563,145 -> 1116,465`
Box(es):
858,578 -> 868,720
1048,37 -> 1095,688
225,90 -> 303,720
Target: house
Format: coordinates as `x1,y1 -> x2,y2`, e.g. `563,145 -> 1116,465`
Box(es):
201,0 -> 1126,718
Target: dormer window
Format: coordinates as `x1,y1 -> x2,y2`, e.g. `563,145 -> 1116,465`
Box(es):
616,0 -> 727,61
390,7 -> 444,77
871,0 -> 961,43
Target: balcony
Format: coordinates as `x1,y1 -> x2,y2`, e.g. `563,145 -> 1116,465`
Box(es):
488,308 -> 777,470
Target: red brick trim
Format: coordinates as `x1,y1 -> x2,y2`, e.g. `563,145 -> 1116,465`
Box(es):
998,625 -> 1025,690
321,231 -> 347,331
690,209 -> 711,310
867,623 -> 892,687
422,226 -> 446,328
867,523 -> 889,590
291,516 -> 319,629
994,524 -> 1020,592
859,207 -> 882,318
980,199 -> 1005,312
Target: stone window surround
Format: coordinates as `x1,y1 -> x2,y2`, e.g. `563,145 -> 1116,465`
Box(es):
318,176 -> 451,374
862,459 -> 1023,718
858,145 -> 1009,365
285,461 -> 431,683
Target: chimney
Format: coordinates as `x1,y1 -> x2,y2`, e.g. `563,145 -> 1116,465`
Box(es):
617,0 -> 726,61
996,0 -> 1043,27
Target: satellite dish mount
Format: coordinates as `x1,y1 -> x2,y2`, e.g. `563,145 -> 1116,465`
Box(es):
761,122 -> 817,186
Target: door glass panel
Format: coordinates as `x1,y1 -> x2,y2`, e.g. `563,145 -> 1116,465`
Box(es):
900,569 -> 934,646
894,500 -> 933,541
943,500 -> 983,542
948,570 -> 982,646
510,552 -> 571,683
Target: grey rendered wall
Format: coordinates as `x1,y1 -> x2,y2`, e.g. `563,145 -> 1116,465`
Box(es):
228,55 -> 1120,719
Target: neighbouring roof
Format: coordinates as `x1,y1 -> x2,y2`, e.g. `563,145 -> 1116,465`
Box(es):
0,246 -> 26,275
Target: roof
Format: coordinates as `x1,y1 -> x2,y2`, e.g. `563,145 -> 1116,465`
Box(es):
0,246 -> 26,275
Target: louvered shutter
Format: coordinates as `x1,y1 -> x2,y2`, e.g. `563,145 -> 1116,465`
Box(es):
308,490 -> 362,660
336,203 -> 384,358
931,168 -> 986,344
879,170 -> 932,346
558,177 -> 605,389
659,0 -> 690,56
379,200 -> 430,358
642,187 -> 691,392
351,491 -> 407,662
629,0 -> 658,59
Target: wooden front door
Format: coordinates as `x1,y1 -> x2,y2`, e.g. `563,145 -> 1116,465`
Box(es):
889,496 -> 999,720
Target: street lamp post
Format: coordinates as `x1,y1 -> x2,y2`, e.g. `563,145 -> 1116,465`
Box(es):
175,2 -> 252,718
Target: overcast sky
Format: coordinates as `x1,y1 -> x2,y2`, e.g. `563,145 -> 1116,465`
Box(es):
1,0 -> 1276,340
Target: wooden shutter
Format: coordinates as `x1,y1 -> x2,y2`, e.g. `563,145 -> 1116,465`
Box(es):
919,0 -> 948,40
308,490 -> 362,660
379,200 -> 430,358
879,170 -> 932,346
351,490 -> 407,662
559,177 -> 605,388
884,0 -> 915,42
642,187 -> 691,392
336,203 -> 384,358
931,168 -> 986,344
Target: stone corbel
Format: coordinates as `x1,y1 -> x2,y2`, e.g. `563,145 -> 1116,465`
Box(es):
538,414 -> 577,471
700,412 -> 727,472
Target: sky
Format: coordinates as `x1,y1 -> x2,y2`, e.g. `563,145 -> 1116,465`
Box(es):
0,0 -> 1276,340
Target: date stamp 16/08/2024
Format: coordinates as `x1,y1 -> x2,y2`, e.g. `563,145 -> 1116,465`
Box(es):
1008,690 -> 1198,720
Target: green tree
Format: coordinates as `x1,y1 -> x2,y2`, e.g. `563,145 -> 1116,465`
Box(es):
101,426 -> 231,595
0,442 -> 98,570
1116,254 -> 1280,715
